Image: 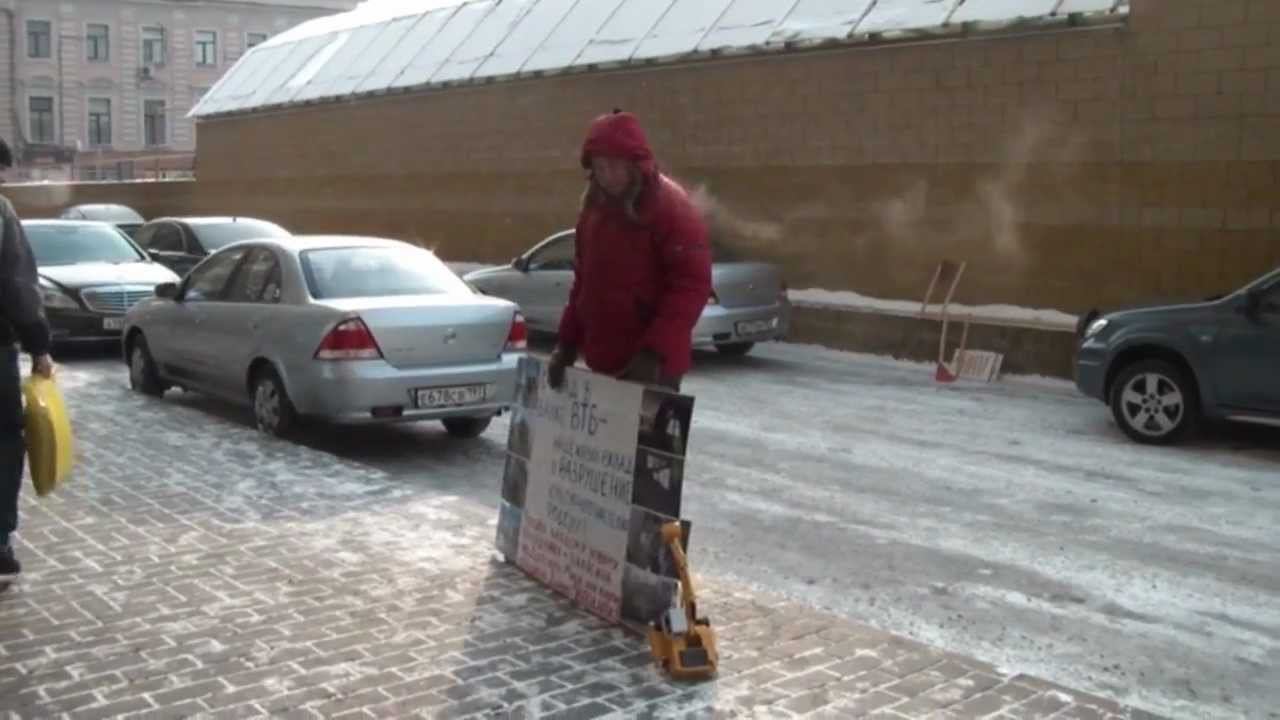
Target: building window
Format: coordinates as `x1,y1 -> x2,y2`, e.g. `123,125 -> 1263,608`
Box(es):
195,30 -> 217,67
27,20 -> 52,59
144,100 -> 166,147
89,99 -> 112,147
29,97 -> 55,143
246,32 -> 268,49
87,24 -> 110,62
142,26 -> 165,65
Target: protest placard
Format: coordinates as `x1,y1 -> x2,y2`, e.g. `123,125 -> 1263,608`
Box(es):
496,356 -> 694,628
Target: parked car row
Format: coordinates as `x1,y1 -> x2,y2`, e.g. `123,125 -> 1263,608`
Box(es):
25,206 -> 789,443
33,204 -> 1278,450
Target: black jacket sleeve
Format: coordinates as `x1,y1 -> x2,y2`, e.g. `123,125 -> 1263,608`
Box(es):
0,197 -> 52,356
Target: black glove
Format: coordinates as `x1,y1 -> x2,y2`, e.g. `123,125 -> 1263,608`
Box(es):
547,345 -> 577,390
620,349 -> 663,384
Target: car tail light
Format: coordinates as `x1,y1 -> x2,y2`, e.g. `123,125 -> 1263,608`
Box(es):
506,312 -> 528,351
315,318 -> 383,360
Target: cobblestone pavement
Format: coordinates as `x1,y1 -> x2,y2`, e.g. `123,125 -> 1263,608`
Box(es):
0,358 -> 1163,719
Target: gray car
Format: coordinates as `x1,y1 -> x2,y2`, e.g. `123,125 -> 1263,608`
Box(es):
464,229 -> 791,357
1074,266 -> 1280,445
122,235 -> 527,439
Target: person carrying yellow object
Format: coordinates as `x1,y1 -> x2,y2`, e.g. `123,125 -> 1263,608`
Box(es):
0,136 -> 55,583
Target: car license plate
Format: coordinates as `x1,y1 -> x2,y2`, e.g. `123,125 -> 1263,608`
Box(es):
735,319 -> 775,337
103,317 -> 125,331
415,384 -> 491,409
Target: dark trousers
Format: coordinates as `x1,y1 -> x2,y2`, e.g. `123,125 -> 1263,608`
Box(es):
0,349 -> 23,547
619,366 -> 682,393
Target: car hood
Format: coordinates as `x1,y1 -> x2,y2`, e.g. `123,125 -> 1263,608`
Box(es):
1102,296 -> 1226,324
40,262 -> 180,290
459,264 -> 508,280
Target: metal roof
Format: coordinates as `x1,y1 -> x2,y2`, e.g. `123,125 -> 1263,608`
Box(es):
190,0 -> 1129,119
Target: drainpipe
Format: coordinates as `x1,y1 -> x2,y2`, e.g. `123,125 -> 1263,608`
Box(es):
0,8 -> 21,158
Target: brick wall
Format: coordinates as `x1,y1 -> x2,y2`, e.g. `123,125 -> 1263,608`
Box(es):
9,0 -> 1280,314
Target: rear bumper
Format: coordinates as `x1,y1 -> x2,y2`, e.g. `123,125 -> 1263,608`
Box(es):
693,301 -> 792,347
47,309 -> 125,344
284,352 -> 523,425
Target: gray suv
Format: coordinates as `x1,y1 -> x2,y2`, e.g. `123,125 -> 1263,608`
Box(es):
1074,267 -> 1280,445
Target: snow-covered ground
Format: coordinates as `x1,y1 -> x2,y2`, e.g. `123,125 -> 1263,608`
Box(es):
83,340 -> 1277,720
674,343 -> 1278,720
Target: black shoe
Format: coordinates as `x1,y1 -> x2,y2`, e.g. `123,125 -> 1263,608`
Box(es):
0,544 -> 19,579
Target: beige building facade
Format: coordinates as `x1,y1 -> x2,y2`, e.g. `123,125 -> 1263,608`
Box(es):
0,0 -> 353,179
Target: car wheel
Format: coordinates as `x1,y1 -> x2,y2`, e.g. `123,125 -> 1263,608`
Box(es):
252,367 -> 298,438
442,416 -> 492,439
1109,359 -> 1199,445
128,335 -> 166,398
715,341 -> 755,357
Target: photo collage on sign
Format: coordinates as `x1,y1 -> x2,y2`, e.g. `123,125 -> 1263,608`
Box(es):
496,355 -> 697,629
620,387 -> 696,626
496,357 -> 540,561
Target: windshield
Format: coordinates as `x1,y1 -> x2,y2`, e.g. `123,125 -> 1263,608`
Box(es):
302,246 -> 469,299
195,220 -> 289,250
24,224 -> 147,266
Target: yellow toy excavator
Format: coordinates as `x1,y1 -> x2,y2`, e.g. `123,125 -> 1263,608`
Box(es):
648,521 -> 718,681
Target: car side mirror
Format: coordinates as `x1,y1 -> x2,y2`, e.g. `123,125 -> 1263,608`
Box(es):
513,257 -> 529,272
155,282 -> 180,301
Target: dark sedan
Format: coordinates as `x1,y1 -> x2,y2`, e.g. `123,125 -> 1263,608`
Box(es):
132,216 -> 290,277
23,220 -> 181,345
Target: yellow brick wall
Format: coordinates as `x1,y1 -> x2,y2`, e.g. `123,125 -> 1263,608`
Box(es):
8,0 -> 1279,314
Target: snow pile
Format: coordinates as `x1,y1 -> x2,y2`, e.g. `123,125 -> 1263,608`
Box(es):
789,288 -> 1079,330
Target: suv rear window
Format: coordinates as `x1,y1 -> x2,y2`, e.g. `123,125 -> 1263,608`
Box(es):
301,246 -> 468,300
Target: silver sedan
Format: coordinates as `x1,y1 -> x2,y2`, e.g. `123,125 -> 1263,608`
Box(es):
122,235 -> 527,439
463,229 -> 791,357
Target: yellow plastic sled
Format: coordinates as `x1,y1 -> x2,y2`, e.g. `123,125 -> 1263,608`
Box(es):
22,375 -> 74,497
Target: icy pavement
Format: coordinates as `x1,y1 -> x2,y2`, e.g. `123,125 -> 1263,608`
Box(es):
33,341 -> 1280,720
2,347 -> 1159,720
673,343 -> 1279,720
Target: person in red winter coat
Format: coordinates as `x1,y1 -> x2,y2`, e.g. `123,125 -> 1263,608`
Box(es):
547,110 -> 712,392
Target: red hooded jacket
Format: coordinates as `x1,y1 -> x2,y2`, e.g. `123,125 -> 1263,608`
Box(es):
558,112 -> 712,379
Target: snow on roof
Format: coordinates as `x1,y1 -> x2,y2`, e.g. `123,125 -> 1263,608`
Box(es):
190,0 -> 1128,119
